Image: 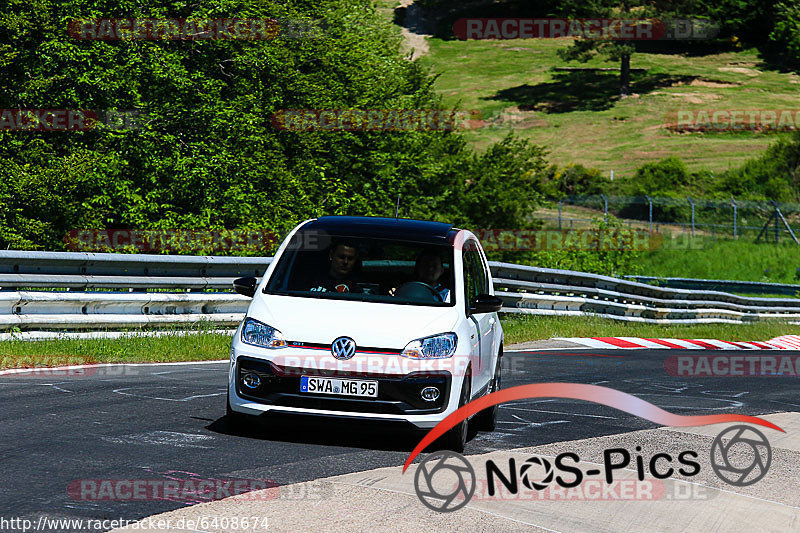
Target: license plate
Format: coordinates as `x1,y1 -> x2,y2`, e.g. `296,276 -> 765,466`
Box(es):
300,376 -> 378,398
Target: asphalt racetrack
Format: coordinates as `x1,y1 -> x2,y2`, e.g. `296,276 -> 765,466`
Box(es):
1,347 -> 798,531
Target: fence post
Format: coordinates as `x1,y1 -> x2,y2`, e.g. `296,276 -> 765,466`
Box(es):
687,197 -> 695,237
601,194 -> 608,224
645,195 -> 653,233
558,199 -> 562,230
773,200 -> 780,243
731,197 -> 737,239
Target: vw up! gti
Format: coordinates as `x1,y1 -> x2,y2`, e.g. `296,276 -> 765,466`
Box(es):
227,216 -> 504,451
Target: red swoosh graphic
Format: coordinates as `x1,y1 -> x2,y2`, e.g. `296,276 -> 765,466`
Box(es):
402,383 -> 784,472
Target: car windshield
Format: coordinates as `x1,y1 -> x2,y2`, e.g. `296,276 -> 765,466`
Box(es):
264,232 -> 455,307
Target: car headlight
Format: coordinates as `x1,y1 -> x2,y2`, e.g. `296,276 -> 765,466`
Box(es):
401,332 -> 457,359
241,318 -> 287,349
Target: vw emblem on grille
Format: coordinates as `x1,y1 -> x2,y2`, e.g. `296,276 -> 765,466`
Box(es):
331,337 -> 357,360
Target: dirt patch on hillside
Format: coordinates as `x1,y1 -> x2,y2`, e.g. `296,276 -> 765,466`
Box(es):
397,0 -> 430,58
718,66 -> 761,76
651,91 -> 722,104
688,78 -> 740,88
669,78 -> 739,89
484,106 -> 548,129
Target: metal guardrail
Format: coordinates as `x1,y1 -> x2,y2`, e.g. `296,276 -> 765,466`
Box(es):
623,276 -> 800,297
0,250 -> 271,290
1,251 -> 798,331
491,263 -> 800,324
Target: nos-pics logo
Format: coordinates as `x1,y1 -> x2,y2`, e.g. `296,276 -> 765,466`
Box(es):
413,425 -> 772,513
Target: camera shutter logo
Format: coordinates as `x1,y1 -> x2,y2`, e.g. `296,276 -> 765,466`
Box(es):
331,337 -> 356,360
520,456 -> 554,490
710,425 -> 772,486
413,451 -> 476,512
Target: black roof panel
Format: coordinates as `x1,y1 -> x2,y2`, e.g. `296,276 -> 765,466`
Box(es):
302,216 -> 454,244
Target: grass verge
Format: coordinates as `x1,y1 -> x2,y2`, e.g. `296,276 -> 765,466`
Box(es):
501,314 -> 800,346
0,331 -> 233,369
2,316 -> 798,369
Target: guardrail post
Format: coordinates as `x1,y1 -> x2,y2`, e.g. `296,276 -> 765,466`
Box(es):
601,194 -> 608,224
687,197 -> 695,237
645,195 -> 653,233
731,197 -> 737,239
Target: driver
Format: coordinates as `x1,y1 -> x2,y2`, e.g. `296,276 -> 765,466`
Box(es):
309,241 -> 360,293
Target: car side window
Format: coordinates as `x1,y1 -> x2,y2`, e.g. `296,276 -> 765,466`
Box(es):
462,241 -> 486,305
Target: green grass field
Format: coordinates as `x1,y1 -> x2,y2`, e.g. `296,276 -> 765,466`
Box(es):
636,237 -> 800,283
421,37 -> 798,177
528,200 -> 800,284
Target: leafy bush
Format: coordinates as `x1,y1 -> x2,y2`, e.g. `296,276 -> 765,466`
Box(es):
620,157 -> 694,220
542,163 -> 610,198
627,157 -> 692,197
487,216 -> 645,277
716,132 -> 800,201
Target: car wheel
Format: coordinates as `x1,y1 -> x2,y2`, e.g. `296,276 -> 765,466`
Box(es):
438,371 -> 471,452
474,352 -> 501,432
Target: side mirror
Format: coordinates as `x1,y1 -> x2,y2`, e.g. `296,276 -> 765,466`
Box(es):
469,294 -> 503,315
233,276 -> 258,298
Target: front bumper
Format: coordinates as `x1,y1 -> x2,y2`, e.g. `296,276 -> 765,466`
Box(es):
228,355 -> 458,429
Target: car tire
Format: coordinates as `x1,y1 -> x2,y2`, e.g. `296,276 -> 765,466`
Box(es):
438,371 -> 471,452
474,351 -> 501,432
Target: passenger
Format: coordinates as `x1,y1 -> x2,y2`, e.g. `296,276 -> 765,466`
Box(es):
390,250 -> 450,302
413,250 -> 450,302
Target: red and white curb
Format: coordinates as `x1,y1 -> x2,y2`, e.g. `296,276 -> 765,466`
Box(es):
555,335 -> 800,350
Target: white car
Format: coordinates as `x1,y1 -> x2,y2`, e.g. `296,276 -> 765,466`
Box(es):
227,216 -> 504,450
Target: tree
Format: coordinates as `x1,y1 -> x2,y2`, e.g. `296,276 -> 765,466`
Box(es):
0,0 -> 549,252
770,2 -> 800,68
556,1 -> 654,97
